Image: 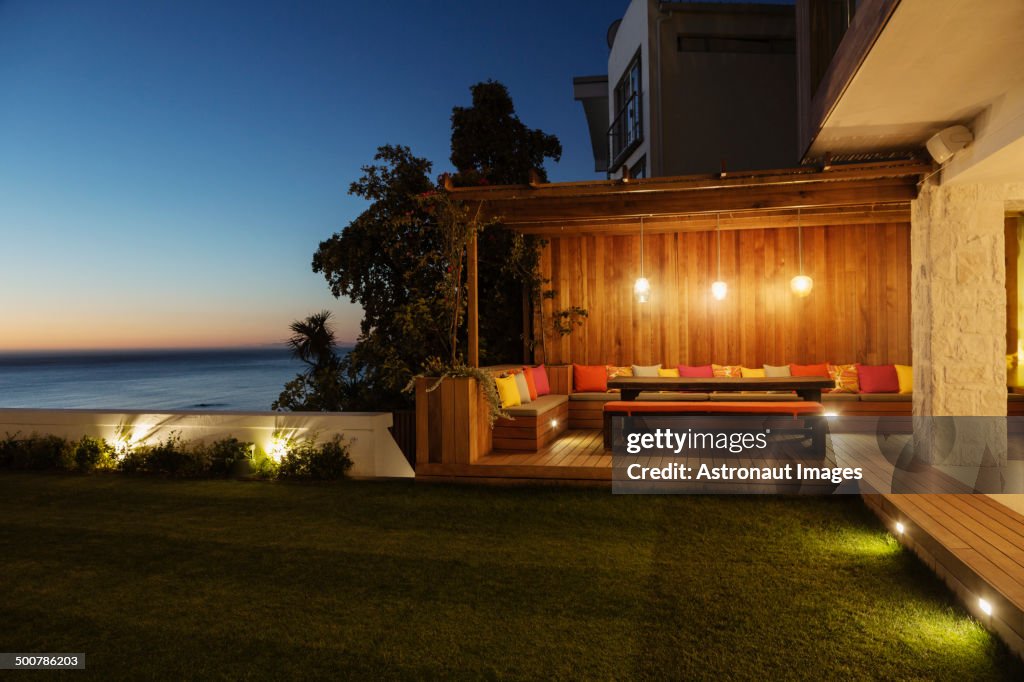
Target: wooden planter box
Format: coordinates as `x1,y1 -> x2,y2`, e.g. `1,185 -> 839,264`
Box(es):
415,376 -> 493,466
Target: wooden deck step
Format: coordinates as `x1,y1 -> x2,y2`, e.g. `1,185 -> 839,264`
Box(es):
863,492 -> 1024,660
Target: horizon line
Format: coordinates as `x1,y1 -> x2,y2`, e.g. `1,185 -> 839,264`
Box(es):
0,341 -> 358,355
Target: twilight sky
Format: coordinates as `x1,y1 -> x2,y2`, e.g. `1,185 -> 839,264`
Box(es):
0,0 -> 629,351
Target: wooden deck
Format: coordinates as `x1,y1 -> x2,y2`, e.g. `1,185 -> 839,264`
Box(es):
416,430 -> 612,484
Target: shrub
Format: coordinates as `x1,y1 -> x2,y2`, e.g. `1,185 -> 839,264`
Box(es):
198,437 -> 253,477
0,433 -> 73,470
138,432 -> 210,478
0,430 -> 351,482
74,436 -> 115,472
278,435 -> 353,480
0,433 -> 19,468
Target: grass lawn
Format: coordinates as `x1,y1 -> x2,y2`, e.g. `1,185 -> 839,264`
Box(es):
0,473 -> 1020,680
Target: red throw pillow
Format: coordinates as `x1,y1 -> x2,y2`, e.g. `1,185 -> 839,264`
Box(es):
573,364 -> 608,393
790,363 -> 830,378
530,365 -> 551,396
521,366 -> 539,400
857,364 -> 900,393
677,364 -> 714,378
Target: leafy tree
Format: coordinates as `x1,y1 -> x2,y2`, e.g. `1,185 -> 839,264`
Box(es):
285,82 -> 563,412
450,80 -> 562,185
450,81 -> 562,364
303,145 -> 486,410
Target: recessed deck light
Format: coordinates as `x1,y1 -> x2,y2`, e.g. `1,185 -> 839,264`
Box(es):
979,598 -> 993,616
895,522 -> 905,534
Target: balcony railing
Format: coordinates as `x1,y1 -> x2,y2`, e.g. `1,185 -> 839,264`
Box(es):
608,92 -> 643,171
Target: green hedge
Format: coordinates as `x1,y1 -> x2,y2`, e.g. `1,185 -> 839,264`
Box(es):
0,432 -> 352,480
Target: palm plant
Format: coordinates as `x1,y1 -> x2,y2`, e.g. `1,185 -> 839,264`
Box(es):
274,310 -> 344,411
287,310 -> 339,372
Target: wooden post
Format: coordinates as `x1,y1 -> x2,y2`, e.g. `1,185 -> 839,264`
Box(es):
468,233 -> 479,368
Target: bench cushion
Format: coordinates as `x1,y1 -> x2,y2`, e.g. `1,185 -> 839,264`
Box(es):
504,393 -> 568,417
822,393 -> 859,402
858,394 -> 912,402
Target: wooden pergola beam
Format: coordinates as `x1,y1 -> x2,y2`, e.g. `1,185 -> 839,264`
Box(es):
468,177 -> 917,225
467,233 -> 479,368
448,160 -> 929,232
507,204 -> 911,236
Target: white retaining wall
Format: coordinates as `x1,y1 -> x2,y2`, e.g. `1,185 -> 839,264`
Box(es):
0,409 -> 414,479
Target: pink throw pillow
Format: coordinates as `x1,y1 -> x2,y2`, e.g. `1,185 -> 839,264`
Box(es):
677,364 -> 714,378
857,364 -> 900,393
530,365 -> 551,396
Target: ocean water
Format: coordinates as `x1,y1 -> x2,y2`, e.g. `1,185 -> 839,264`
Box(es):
0,347 -> 312,411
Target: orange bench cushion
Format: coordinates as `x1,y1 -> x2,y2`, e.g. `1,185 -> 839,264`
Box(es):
603,401 -> 823,416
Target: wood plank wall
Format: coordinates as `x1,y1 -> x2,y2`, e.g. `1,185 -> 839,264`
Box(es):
534,223 -> 911,367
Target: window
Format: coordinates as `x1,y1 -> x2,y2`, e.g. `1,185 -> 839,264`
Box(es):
608,51 -> 643,170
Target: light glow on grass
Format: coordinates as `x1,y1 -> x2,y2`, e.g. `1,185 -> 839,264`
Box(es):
979,598 -> 993,616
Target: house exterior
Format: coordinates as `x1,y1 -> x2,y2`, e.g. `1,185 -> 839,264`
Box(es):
574,0 -> 798,179
443,0 -> 1024,656
797,0 -> 1024,421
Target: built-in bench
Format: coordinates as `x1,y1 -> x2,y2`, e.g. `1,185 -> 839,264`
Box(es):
493,394 -> 569,452
571,390 -> 1024,425
602,399 -> 826,451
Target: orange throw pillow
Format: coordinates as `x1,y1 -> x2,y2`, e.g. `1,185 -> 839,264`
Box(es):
828,364 -> 860,393
790,363 -> 830,378
573,364 -> 608,392
521,366 -> 539,400
606,365 -> 633,379
712,364 -> 742,378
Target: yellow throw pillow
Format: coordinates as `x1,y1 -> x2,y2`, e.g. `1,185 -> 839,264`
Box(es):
495,375 -> 521,408
658,368 -> 680,377
895,365 -> 913,394
740,367 -> 766,378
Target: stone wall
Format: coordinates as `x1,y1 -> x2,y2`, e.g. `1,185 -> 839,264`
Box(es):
912,180 -> 1009,417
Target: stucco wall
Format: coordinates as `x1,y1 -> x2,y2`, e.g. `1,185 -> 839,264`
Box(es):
607,0 -> 654,177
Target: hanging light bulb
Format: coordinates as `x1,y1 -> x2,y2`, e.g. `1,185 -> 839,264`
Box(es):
711,213 -> 727,300
791,208 -> 814,297
634,216 -> 650,303
634,277 -> 651,303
